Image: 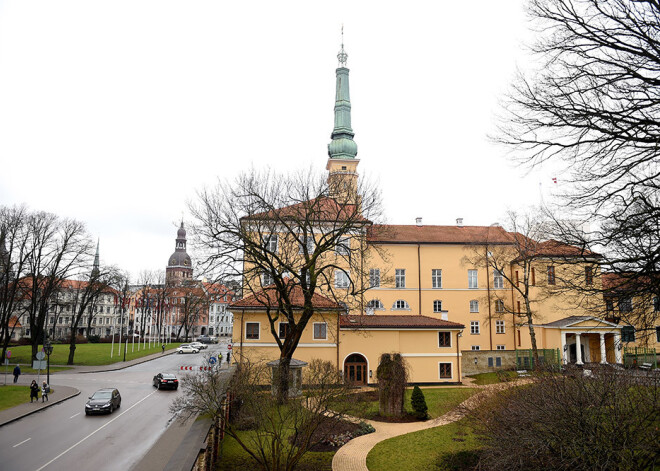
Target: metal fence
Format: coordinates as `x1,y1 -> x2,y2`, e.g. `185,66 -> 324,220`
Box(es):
623,347 -> 657,369
516,348 -> 561,370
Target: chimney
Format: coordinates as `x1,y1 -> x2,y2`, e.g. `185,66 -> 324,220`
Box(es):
456,218 -> 463,227
415,217 -> 423,227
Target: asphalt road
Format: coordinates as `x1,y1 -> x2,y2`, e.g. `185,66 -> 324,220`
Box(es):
0,342 -> 232,471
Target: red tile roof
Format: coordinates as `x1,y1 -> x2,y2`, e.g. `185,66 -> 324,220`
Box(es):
230,284 -> 341,310
368,224 -> 513,244
534,239 -> 600,258
340,315 -> 464,329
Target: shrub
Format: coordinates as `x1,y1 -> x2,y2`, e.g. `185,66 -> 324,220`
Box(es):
470,368 -> 659,470
410,385 -> 428,419
377,353 -> 408,416
87,335 -> 101,343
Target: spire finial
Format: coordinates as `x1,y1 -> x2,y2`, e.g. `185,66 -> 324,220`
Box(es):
337,25 -> 348,67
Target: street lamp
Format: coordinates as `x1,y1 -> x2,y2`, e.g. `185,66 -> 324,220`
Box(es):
44,340 -> 53,385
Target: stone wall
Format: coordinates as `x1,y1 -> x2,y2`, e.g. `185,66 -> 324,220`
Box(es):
461,350 -> 518,376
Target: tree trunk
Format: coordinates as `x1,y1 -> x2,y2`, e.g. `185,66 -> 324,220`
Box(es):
526,311 -> 540,367
276,356 -> 291,404
67,332 -> 77,365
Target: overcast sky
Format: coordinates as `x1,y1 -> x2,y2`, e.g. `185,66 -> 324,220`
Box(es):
0,0 -> 559,279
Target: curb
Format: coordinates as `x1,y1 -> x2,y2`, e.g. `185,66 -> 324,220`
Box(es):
76,349 -> 178,374
0,386 -> 81,427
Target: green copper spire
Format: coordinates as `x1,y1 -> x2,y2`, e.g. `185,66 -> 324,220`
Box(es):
91,238 -> 100,278
328,31 -> 357,160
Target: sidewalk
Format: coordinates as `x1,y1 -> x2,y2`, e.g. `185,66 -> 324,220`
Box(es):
0,385 -> 80,427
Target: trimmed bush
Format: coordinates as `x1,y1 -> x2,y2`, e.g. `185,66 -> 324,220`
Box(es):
411,385 -> 428,420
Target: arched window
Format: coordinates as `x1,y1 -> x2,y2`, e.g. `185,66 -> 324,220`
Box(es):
367,299 -> 384,310
433,300 -> 443,313
392,300 -> 410,310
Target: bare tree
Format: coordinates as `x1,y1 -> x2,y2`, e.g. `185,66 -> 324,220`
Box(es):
171,281 -> 207,341
499,0 -> 660,326
190,168 -> 384,401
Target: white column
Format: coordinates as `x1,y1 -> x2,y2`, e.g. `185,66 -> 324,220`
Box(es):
561,332 -> 568,364
599,333 -> 607,364
575,332 -> 583,365
614,332 -> 622,364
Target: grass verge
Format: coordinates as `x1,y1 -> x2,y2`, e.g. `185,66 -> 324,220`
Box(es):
467,371 -> 518,386
5,342 -> 182,366
0,385 -> 35,411
338,387 -> 477,421
366,418 -> 480,471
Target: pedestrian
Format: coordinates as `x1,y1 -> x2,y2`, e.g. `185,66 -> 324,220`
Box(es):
41,381 -> 49,402
29,380 -> 39,403
13,364 -> 21,383
161,344 -> 165,354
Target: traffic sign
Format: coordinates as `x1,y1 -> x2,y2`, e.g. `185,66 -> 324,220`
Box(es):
36,351 -> 45,360
33,360 -> 47,369
6,350 -> 10,359
227,344 -> 232,350
208,357 -> 217,365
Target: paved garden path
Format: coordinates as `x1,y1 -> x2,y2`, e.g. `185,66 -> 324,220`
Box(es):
331,380 -> 519,471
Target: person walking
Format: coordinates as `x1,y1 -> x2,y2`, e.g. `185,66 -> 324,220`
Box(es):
13,365 -> 21,383
41,381 -> 49,402
161,344 -> 165,354
29,380 -> 39,403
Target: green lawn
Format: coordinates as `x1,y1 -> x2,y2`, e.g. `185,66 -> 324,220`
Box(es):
366,419 -> 480,471
4,342 -> 182,366
339,387 -> 477,420
467,371 -> 518,385
0,385 -> 38,411
217,430 -> 334,471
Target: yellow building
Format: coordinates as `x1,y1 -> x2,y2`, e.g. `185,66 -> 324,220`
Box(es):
229,43 -> 651,384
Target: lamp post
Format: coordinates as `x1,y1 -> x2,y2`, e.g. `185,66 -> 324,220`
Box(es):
44,340 -> 53,385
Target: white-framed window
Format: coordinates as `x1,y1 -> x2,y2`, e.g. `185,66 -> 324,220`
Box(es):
313,322 -> 327,340
261,272 -> 274,286
395,269 -> 406,288
367,299 -> 384,310
245,322 -> 260,340
496,320 -> 505,334
433,300 -> 443,313
392,300 -> 410,310
335,270 -> 350,288
495,300 -> 505,313
496,345 -> 506,350
470,321 -> 480,334
369,268 -> 381,288
432,269 -> 442,289
468,270 -> 478,289
278,322 -> 289,339
439,362 -> 452,379
493,270 -> 504,289
438,331 -> 451,347
335,236 -> 350,255
299,236 -> 315,254
469,300 -> 479,313
471,345 -> 480,351
264,234 -> 278,253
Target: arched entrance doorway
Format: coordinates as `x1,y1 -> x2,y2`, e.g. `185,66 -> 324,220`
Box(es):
344,353 -> 368,386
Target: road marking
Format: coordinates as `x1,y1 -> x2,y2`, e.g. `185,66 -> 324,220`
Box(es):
69,412 -> 80,419
13,438 -> 31,448
35,390 -> 158,471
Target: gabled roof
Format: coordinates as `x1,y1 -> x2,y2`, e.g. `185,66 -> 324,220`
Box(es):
340,315 -> 464,329
230,284 -> 341,310
534,239 -> 600,258
541,316 -> 620,329
368,224 -> 513,245
242,197 -> 371,224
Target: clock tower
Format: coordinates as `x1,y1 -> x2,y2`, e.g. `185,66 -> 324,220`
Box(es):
166,221 -> 193,282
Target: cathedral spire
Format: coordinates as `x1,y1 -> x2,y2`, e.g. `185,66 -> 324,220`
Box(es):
328,28 -> 357,160
91,238 -> 100,278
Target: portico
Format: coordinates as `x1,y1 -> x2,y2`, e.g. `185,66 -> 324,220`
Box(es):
542,316 -> 623,365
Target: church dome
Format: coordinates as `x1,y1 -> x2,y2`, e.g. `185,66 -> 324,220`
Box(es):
328,137 -> 358,159
168,250 -> 191,268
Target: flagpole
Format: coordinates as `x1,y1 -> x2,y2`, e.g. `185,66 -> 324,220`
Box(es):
110,317 -> 115,358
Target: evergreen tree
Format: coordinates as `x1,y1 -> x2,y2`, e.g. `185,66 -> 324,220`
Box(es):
411,385 -> 428,420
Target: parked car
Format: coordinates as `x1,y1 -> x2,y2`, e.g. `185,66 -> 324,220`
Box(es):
153,373 -> 179,390
176,345 -> 199,354
85,388 -> 121,415
189,341 -> 207,350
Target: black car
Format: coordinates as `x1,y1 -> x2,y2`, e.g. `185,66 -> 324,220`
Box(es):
85,388 -> 121,415
153,373 -> 179,390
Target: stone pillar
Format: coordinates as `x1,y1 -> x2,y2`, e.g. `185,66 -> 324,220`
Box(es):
614,332 -> 622,364
561,332 -> 568,364
599,333 -> 607,364
575,332 -> 583,365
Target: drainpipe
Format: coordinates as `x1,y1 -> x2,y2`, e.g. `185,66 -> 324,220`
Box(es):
510,264 -> 517,351
239,309 -> 244,365
456,330 -> 462,383
485,248 -> 493,351
417,244 -> 422,315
